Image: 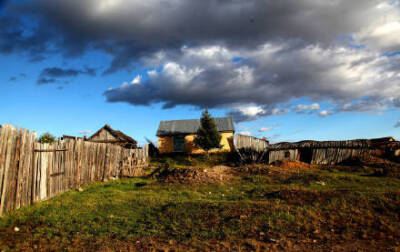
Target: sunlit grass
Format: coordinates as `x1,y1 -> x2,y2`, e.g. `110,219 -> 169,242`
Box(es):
0,161 -> 399,250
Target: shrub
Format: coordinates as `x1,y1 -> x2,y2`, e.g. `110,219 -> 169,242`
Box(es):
38,132 -> 56,143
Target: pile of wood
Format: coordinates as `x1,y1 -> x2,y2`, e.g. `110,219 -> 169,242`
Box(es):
235,147 -> 269,164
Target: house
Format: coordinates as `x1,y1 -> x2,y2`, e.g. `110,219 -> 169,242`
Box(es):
87,125 -> 137,149
156,117 -> 235,154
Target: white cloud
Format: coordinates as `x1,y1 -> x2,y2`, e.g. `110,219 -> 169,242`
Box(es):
294,103 -> 320,114
355,2 -> 400,52
259,127 -> 273,132
106,42 -> 400,122
318,110 -> 333,117
236,106 -> 265,117
239,131 -> 252,136
131,75 -> 142,84
395,119 -> 400,128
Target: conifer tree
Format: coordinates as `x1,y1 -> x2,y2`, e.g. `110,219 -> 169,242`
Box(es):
194,109 -> 221,155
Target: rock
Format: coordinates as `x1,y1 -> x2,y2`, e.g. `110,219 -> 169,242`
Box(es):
14,227 -> 20,232
78,187 -> 84,192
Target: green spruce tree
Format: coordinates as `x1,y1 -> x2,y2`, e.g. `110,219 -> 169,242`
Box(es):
194,109 -> 221,156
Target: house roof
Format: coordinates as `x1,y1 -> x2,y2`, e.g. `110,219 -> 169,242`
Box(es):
88,125 -> 137,145
156,117 -> 235,136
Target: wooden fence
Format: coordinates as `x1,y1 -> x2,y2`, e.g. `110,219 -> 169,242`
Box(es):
234,134 -> 269,151
0,124 -> 148,216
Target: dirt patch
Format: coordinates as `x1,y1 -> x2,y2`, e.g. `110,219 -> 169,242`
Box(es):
160,165 -> 234,184
272,160 -> 312,170
236,164 -> 271,174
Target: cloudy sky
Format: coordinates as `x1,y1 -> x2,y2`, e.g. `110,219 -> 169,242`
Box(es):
1,0 -> 400,144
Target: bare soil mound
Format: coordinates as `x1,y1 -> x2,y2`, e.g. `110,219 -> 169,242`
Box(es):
272,160 -> 312,170
161,165 -> 234,184
236,164 -> 270,174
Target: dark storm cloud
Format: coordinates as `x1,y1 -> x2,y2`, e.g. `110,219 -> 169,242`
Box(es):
1,0 -> 400,121
37,67 -> 96,84
0,0 -> 7,8
37,77 -> 56,85
105,43 -> 400,121
4,0 -> 399,72
40,67 -> 96,78
9,73 -> 27,82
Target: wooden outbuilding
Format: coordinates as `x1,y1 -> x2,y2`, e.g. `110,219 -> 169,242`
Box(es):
156,117 -> 235,154
87,125 -> 137,149
266,137 -> 398,165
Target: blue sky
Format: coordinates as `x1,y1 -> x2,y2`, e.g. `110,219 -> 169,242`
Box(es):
1,0 -> 400,145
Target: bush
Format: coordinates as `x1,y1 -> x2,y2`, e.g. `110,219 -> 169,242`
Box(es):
38,132 -> 56,143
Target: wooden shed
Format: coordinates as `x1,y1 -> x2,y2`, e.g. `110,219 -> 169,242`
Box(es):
87,125 -> 137,149
156,117 -> 235,154
267,137 -> 397,165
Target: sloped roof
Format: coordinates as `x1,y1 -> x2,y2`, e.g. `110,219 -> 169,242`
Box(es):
88,125 -> 137,145
156,117 -> 235,136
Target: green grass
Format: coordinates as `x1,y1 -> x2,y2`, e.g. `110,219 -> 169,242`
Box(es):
0,164 -> 400,251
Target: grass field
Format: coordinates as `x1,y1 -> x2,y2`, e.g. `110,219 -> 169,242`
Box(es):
0,156 -> 400,251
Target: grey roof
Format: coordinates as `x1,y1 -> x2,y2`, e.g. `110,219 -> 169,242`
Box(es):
156,117 -> 235,136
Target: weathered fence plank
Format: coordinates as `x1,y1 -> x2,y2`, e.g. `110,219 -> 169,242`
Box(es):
234,134 -> 269,151
0,124 -> 149,216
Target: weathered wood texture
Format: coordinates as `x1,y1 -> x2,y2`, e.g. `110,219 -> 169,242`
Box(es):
269,149 -> 299,164
234,134 -> 269,151
0,124 -> 148,216
234,136 -> 399,165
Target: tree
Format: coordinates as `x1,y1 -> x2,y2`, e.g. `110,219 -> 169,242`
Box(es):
194,109 -> 221,156
38,132 -> 56,143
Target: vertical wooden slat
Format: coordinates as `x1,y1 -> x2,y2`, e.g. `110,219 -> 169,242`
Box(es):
15,129 -> 26,209
0,125 -> 11,209
4,126 -> 18,213
0,124 -> 149,216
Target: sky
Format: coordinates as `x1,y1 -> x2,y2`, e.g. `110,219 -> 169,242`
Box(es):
1,0 -> 400,145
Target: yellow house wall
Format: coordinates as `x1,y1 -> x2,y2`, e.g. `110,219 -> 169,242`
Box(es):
158,131 -> 234,154
158,136 -> 174,154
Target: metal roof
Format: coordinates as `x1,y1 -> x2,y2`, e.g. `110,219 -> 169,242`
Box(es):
156,117 -> 235,136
